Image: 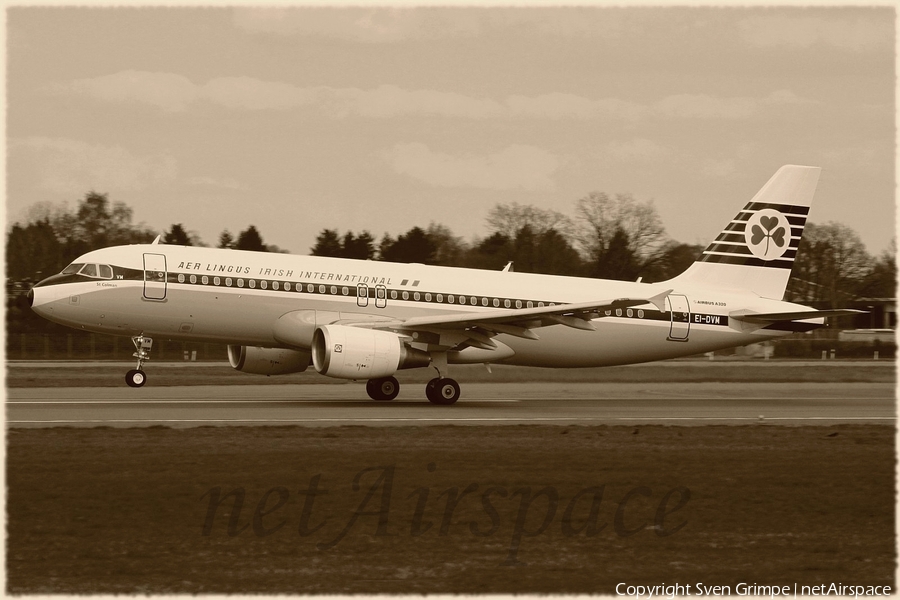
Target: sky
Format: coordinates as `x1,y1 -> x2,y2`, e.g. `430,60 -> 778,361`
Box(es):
6,5 -> 896,257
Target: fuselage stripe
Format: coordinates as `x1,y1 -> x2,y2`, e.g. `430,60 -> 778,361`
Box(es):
36,266 -> 747,329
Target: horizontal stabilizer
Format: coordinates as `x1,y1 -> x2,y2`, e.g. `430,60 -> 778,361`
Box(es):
730,309 -> 865,323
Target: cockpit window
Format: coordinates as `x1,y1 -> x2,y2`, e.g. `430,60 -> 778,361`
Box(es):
69,263 -> 114,279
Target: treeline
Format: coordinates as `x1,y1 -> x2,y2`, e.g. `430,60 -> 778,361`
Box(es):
7,189 -> 896,310
786,223 -> 896,307
307,198 -> 896,309
309,194 -> 707,283
6,192 -> 284,281
8,192 -> 156,281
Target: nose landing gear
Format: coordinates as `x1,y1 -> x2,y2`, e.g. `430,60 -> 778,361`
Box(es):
126,335 -> 153,388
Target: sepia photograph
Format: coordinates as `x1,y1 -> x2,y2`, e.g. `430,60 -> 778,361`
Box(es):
6,4 -> 896,595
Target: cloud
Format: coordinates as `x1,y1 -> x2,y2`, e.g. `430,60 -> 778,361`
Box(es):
11,137 -> 177,193
232,7 -> 463,43
600,138 -> 671,162
738,12 -> 892,52
349,85 -> 504,119
187,176 -> 249,191
380,143 -> 559,191
56,71 -> 815,122
60,70 -> 197,112
231,7 -> 645,44
507,93 -> 642,121
699,158 -> 736,179
202,77 -> 318,111
653,94 -> 756,120
818,140 -> 892,174
651,90 -> 811,120
55,71 -> 315,113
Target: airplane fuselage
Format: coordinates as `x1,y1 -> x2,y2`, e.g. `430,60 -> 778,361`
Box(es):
30,243 -> 816,369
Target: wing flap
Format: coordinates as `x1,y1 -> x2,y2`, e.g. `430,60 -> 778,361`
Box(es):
398,289 -> 672,332
346,289 -> 672,352
478,322 -> 541,340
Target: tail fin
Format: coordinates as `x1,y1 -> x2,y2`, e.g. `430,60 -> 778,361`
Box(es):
670,165 -> 820,300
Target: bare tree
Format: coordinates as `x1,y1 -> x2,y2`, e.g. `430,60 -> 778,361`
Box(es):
856,240 -> 897,299
486,202 -> 574,240
789,222 -> 871,307
573,191 -> 668,269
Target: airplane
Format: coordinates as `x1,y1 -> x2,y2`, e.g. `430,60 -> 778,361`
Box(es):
26,165 -> 862,405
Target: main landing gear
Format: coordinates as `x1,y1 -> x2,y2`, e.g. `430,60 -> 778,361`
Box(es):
125,335 -> 153,388
364,353 -> 462,405
366,376 -> 400,401
425,352 -> 460,405
364,376 -> 462,404
425,377 -> 461,405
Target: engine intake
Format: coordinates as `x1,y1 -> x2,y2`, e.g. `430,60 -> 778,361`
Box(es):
312,325 -> 431,379
228,345 -> 311,375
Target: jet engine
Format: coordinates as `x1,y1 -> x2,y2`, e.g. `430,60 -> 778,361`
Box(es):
312,325 -> 431,379
227,345 -> 311,375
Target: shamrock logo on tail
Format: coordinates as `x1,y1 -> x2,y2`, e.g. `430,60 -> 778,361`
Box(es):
745,209 -> 791,261
750,215 -> 786,256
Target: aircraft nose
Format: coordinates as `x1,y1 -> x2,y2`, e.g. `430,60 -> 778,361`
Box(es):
26,288 -> 34,307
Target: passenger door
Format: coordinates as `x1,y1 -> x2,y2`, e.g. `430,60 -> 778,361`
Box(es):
143,253 -> 167,300
667,294 -> 690,341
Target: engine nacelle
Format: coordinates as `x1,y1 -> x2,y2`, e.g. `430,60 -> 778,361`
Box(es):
228,345 -> 311,375
311,325 -> 431,380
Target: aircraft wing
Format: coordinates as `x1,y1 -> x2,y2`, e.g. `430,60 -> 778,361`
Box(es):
354,289 -> 671,350
729,309 -> 865,323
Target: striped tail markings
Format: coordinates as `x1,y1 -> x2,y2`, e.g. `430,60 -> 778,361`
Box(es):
698,200 -> 810,269
668,165 -> 821,300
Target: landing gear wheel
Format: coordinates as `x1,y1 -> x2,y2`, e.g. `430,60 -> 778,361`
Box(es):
366,376 -> 400,401
425,377 -> 440,403
428,378 -> 460,405
126,335 -> 153,387
125,369 -> 146,388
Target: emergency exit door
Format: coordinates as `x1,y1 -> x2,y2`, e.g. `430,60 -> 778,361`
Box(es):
143,253 -> 167,300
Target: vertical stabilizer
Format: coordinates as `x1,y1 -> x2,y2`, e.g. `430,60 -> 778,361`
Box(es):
670,165 -> 820,299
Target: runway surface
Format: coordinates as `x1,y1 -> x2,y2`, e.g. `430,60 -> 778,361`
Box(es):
6,381 -> 895,427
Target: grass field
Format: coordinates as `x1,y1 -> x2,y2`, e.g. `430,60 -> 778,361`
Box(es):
7,361 -> 895,593
7,424 -> 895,594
